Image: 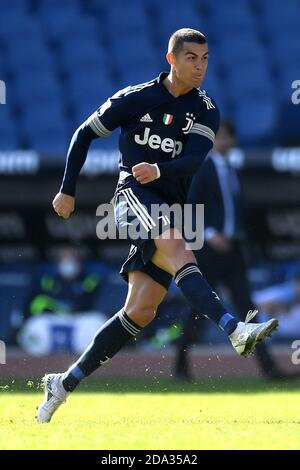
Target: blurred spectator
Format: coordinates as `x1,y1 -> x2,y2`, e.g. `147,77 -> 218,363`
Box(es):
18,246 -> 106,355
253,274 -> 300,338
24,246 -> 100,318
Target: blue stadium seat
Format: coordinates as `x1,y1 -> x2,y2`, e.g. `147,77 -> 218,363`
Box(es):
119,63 -> 162,87
216,34 -> 266,68
0,0 -> 28,11
68,74 -> 113,106
28,130 -> 69,153
22,102 -> 68,137
105,3 -> 149,35
60,40 -> 107,75
14,74 -> 63,107
157,4 -> 203,43
0,16 -> 42,42
268,33 -> 300,68
209,1 -> 256,34
226,63 -> 275,102
39,0 -> 80,17
233,98 -> 278,145
0,107 -> 19,150
6,40 -> 54,74
259,0 -> 300,34
42,15 -> 98,43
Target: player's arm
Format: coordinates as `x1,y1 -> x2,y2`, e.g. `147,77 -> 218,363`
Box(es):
53,91 -> 130,218
53,122 -> 99,218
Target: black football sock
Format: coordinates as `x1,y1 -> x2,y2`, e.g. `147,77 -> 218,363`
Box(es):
62,309 -> 142,392
175,263 -> 238,335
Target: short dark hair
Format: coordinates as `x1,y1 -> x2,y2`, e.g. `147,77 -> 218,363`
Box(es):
168,28 -> 207,56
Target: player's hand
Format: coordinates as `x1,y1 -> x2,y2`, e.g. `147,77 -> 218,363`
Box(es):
52,192 -> 75,219
207,233 -> 232,253
132,162 -> 159,184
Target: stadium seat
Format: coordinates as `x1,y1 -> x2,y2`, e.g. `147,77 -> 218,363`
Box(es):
156,4 -> 203,43
216,33 -> 266,68
268,33 -> 300,68
14,74 -> 63,107
209,1 -> 257,34
0,107 -> 19,150
21,103 -> 69,150
258,0 -> 300,34
233,98 -> 278,145
105,3 -> 149,36
225,63 -> 275,102
6,40 -> 54,74
0,16 -> 42,42
60,40 -> 107,76
27,130 -> 69,153
42,15 -> 98,43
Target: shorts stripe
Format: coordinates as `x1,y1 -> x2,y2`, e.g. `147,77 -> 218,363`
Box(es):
121,190 -> 152,231
127,189 -> 156,228
121,188 -> 156,231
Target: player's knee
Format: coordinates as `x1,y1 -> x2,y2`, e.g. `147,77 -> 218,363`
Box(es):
126,304 -> 157,327
159,237 -> 186,257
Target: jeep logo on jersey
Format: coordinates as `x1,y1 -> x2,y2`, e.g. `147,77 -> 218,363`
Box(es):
134,127 -> 183,158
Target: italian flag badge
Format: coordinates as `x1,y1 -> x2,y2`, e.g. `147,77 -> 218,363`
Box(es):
163,113 -> 173,125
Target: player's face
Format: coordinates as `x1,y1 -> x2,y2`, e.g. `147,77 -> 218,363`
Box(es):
172,42 -> 209,88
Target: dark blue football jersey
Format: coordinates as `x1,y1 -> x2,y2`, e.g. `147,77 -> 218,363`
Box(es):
88,72 -> 219,205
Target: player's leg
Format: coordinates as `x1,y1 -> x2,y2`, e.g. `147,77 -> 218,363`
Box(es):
152,228 -> 279,356
152,228 -> 239,335
36,271 -> 166,423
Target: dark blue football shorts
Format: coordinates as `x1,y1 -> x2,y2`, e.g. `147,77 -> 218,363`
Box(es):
114,186 -> 178,289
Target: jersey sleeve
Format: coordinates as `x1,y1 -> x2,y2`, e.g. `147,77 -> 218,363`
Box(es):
184,97 -> 220,155
157,101 -> 220,179
87,87 -> 132,136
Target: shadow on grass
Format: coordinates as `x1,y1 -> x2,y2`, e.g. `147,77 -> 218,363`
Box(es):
1,377 -> 300,395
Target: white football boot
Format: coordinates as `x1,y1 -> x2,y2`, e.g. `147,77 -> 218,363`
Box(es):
36,373 -> 67,423
229,310 -> 279,357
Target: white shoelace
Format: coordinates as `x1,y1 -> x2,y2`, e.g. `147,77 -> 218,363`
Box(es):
245,309 -> 258,324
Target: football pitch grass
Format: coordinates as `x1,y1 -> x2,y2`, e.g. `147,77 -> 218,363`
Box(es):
1,377 -> 299,450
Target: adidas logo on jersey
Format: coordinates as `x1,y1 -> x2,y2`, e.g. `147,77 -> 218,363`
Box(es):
140,113 -> 153,122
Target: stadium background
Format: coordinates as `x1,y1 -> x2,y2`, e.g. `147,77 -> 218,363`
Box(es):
0,0 -> 300,378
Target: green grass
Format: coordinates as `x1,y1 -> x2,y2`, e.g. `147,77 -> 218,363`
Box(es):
0,378 -> 300,450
